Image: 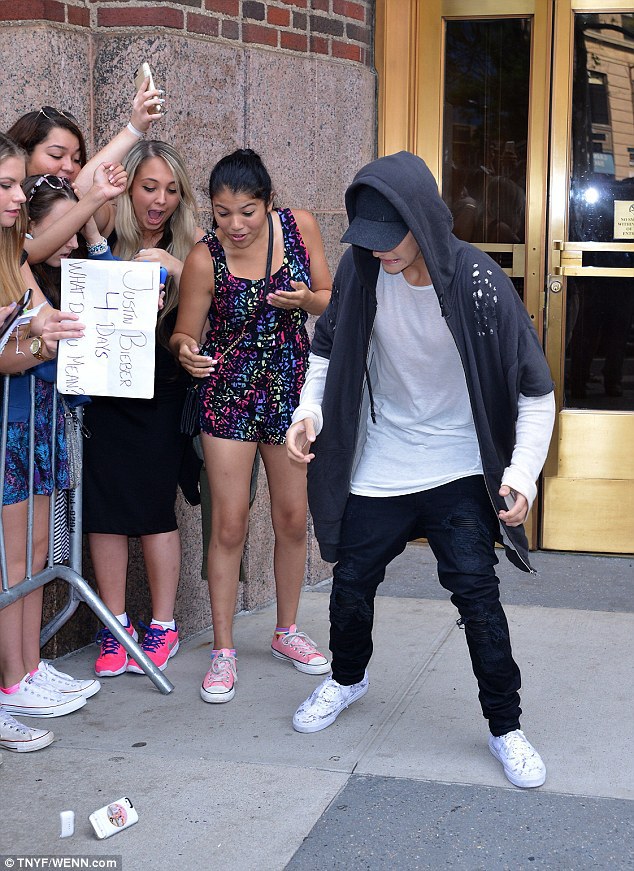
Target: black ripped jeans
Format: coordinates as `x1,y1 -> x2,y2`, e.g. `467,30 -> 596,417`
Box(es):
330,475 -> 522,736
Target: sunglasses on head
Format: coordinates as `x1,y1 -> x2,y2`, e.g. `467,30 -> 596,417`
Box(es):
27,174 -> 73,202
37,106 -> 79,126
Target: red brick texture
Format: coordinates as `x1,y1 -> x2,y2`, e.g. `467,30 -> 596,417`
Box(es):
0,1 -> 373,65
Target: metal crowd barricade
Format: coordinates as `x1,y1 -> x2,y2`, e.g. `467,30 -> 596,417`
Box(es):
0,373 -> 173,694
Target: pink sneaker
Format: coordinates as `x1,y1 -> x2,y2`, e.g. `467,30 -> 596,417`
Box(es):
94,623 -> 138,677
200,650 -> 237,704
127,622 -> 180,674
271,625 -> 331,675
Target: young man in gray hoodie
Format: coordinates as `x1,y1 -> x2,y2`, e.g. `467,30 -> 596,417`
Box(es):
286,151 -> 555,789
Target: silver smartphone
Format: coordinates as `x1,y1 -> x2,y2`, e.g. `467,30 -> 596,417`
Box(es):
134,62 -> 162,114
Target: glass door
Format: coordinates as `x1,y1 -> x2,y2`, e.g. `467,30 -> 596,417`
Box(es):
543,2 -> 634,552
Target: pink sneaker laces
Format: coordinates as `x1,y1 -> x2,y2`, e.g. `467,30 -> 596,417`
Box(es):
278,629 -> 320,657
207,653 -> 236,684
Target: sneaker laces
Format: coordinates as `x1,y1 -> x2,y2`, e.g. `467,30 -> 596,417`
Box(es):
138,621 -> 167,653
209,653 -> 236,681
281,629 -> 319,655
95,628 -> 121,655
500,730 -> 536,761
23,674 -> 62,702
308,679 -> 342,710
0,710 -> 32,735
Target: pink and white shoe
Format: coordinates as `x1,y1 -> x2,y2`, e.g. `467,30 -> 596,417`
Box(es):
95,623 -> 138,677
271,625 -> 331,675
127,622 -> 180,674
200,650 -> 237,704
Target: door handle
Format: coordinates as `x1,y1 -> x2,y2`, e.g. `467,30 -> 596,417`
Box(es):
552,240 -> 634,276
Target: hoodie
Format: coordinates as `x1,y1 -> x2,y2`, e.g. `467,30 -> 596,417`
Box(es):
305,152 -> 554,570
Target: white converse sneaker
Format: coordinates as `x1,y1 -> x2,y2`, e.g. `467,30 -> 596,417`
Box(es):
31,661 -> 101,699
488,729 -> 546,788
0,674 -> 86,718
292,672 -> 369,733
0,709 -> 54,752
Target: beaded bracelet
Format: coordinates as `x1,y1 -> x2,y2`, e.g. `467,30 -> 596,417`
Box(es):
87,237 -> 108,256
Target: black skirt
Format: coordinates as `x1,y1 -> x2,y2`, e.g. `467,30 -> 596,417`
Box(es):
82,387 -> 190,537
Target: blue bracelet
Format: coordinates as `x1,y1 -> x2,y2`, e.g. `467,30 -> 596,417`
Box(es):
87,238 -> 108,256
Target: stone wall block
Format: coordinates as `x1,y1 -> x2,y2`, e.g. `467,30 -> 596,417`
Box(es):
244,48 -> 317,209
2,27 -> 91,131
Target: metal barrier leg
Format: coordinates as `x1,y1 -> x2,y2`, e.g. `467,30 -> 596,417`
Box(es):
61,568 -> 174,696
2,565 -> 173,695
39,584 -> 81,648
1,378 -> 174,695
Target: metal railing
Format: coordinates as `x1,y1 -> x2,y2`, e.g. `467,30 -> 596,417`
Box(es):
0,373 -> 173,694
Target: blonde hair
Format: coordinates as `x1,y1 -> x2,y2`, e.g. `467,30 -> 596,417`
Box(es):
0,134 -> 28,306
114,141 -> 197,341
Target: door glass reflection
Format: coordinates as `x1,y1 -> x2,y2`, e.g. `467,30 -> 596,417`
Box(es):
566,13 -> 634,411
442,18 -> 530,300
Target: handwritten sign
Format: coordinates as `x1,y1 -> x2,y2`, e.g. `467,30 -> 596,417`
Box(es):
613,200 -> 634,239
57,259 -> 159,399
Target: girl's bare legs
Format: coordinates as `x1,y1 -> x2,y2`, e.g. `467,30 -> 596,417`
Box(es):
0,497 -> 49,686
140,530 -> 181,622
201,435 -> 258,650
90,531 -> 180,622
88,533 -> 129,616
258,443 -> 308,628
21,497 -> 49,672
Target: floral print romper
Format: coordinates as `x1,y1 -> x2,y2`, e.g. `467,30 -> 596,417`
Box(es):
198,208 -> 311,445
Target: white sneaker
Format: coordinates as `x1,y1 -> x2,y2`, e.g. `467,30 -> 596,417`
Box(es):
0,674 -> 86,718
31,660 -> 101,699
292,672 -> 369,733
489,729 -> 546,788
0,708 -> 54,752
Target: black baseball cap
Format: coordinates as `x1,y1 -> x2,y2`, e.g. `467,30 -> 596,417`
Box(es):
341,185 -> 409,251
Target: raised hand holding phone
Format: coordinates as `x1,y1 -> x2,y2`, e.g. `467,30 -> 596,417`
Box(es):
133,62 -> 165,119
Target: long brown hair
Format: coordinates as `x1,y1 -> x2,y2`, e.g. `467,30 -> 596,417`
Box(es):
7,108 -> 87,170
0,134 -> 28,306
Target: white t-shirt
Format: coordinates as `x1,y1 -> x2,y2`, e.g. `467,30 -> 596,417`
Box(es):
350,268 -> 483,496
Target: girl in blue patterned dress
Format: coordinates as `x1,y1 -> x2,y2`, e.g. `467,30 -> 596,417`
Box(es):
173,149 -> 332,704
0,134 -> 93,752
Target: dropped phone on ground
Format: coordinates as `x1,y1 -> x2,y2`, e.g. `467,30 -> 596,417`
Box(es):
89,797 -> 139,839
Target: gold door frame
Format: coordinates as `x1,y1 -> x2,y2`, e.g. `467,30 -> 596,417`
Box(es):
542,0 -> 634,552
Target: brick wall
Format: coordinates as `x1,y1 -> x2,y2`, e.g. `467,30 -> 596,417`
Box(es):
0,1 -> 373,65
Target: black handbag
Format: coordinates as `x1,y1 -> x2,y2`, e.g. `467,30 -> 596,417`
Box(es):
180,212 -> 274,436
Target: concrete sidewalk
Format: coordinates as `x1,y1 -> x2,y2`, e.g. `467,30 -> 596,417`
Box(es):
1,543 -> 632,870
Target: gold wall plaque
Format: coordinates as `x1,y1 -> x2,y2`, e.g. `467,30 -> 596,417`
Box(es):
613,200 -> 634,239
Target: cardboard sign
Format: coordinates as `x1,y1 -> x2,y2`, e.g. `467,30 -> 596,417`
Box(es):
57,259 -> 159,399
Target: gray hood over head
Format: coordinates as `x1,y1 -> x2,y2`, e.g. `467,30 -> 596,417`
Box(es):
343,151 -> 463,300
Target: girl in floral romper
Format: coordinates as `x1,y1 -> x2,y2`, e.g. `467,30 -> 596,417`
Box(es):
172,149 -> 332,703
